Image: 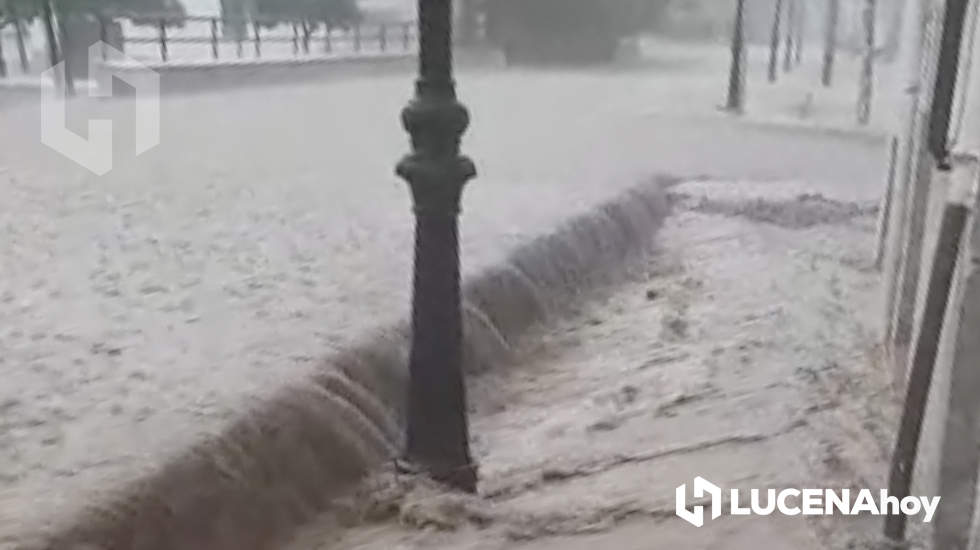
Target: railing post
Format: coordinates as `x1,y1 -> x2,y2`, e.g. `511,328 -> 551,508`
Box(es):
768,0 -> 783,82
292,22 -> 299,55
725,0 -> 747,114
159,19 -> 168,62
324,21 -> 332,53
253,20 -> 261,58
379,23 -> 387,52
396,0 -> 478,493
211,17 -> 219,59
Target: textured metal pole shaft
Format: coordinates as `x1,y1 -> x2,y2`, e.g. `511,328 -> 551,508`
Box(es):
726,0 -> 747,113
822,0 -> 840,87
397,0 -> 478,493
857,0 -> 876,125
768,0 -> 783,82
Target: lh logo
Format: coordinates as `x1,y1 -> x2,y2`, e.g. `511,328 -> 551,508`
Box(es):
41,42 -> 160,175
676,476 -> 722,527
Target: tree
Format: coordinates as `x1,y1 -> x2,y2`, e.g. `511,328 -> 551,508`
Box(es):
254,0 -> 359,27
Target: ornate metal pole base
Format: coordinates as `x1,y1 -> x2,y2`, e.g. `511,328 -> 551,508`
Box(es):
396,0 -> 478,494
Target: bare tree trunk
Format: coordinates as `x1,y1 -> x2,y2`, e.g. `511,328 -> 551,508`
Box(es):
822,0 -> 840,87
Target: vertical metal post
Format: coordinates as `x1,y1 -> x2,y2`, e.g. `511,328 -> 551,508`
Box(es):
324,21 -> 332,53
822,0 -> 840,87
725,0 -> 747,114
857,0 -> 877,125
379,24 -> 387,52
159,19 -> 168,62
396,0 -> 478,493
253,20 -> 261,57
302,20 -> 311,54
784,0 -> 795,72
768,0 -> 784,82
211,18 -> 220,59
292,22 -> 299,55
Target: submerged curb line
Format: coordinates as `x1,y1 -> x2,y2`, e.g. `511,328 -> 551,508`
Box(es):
12,176 -> 674,550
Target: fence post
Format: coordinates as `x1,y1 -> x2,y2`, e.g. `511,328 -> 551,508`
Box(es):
354,23 -> 361,52
768,0 -> 784,82
822,0 -> 840,87
857,0 -> 877,125
159,19 -> 168,62
292,22 -> 299,55
725,0 -> 747,114
14,14 -> 29,73
211,18 -> 219,59
379,23 -> 387,52
253,21 -> 261,58
324,21 -> 332,53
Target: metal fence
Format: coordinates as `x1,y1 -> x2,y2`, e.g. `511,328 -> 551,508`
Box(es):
96,12 -> 417,64
0,10 -> 418,80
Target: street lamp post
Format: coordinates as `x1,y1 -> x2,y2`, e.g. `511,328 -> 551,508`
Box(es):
395,0 -> 479,492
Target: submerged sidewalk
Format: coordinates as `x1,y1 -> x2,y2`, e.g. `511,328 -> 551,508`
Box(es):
284,179 -> 901,550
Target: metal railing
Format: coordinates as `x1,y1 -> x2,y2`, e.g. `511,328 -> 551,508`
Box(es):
98,12 -> 417,64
